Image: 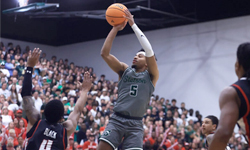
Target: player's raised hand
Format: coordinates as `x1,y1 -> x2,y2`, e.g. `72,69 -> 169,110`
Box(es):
123,9 -> 134,26
81,71 -> 92,92
27,48 -> 41,68
113,20 -> 127,31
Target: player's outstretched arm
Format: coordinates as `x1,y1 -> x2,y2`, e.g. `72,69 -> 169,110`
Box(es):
63,72 -> 92,139
124,9 -> 159,86
21,48 -> 41,132
100,22 -> 128,78
208,87 -> 239,150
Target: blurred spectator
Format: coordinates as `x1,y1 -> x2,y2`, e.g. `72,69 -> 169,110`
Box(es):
0,83 -> 10,99
16,58 -> 25,77
1,107 -> 12,126
4,58 -> 14,77
82,133 -> 97,150
32,91 -> 43,112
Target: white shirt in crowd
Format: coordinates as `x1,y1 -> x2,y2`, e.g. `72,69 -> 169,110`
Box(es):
94,119 -> 100,125
178,108 -> 184,115
68,105 -> 74,112
2,115 -> 13,126
186,115 -> 198,122
174,117 -> 183,127
90,109 -> 97,118
8,84 -> 22,93
0,89 -> 11,99
235,133 -> 247,144
68,90 -> 76,97
32,96 -> 43,112
100,95 -> 110,103
0,69 -> 10,78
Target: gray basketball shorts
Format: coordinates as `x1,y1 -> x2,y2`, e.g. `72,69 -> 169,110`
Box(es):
99,113 -> 144,150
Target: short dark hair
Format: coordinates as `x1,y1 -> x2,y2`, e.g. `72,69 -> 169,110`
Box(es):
18,58 -> 24,62
171,99 -> 177,103
44,100 -> 64,124
237,43 -> 250,79
205,115 -> 219,129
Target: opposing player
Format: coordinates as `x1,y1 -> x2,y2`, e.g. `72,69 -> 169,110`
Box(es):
201,115 -> 218,147
21,48 -> 92,150
98,9 -> 159,150
209,43 -> 250,150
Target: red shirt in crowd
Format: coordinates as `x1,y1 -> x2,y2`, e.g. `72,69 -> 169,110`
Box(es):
82,141 -> 97,150
15,127 -> 26,139
164,139 -> 179,150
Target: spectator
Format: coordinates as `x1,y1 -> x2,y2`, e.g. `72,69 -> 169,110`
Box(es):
0,83 -> 10,99
82,133 -> 97,150
171,99 -> 179,113
32,91 -> 43,112
166,110 -> 174,124
77,123 -> 87,144
5,140 -> 15,150
4,58 -> 14,77
90,101 -> 98,118
15,110 -> 27,128
178,102 -> 186,115
7,85 -> 21,112
40,97 -> 49,119
187,109 -> 198,122
100,88 -> 110,103
1,107 -> 12,127
15,58 -> 25,77
61,96 -> 68,105
68,136 -> 74,150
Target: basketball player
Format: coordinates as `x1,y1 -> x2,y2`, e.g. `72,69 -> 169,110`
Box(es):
21,48 -> 92,150
209,43 -> 250,150
201,115 -> 218,147
98,9 -> 159,150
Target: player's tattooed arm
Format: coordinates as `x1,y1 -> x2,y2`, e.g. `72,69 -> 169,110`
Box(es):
22,96 -> 40,125
21,48 -> 41,131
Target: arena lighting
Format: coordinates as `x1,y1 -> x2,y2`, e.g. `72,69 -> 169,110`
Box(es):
18,0 -> 29,7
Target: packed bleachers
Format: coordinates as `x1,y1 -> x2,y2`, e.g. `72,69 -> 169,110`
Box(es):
0,41 -> 247,150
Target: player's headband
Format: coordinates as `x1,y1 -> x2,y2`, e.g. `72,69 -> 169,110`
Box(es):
136,51 -> 146,56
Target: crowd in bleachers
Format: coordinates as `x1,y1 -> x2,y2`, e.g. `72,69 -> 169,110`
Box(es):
0,41 -> 248,150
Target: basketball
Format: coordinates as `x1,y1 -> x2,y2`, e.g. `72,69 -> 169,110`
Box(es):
106,3 -> 127,26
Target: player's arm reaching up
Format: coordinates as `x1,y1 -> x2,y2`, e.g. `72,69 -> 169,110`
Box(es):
63,72 -> 92,139
101,21 -> 129,79
21,48 -> 42,132
124,9 -> 159,86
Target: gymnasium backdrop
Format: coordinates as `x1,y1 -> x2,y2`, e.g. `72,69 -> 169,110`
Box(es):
2,15 -> 250,118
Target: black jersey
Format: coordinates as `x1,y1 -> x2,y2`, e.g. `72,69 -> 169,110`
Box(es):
232,77 -> 250,145
24,120 -> 67,150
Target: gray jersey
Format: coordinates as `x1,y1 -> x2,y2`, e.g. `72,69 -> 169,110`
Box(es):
114,67 -> 154,117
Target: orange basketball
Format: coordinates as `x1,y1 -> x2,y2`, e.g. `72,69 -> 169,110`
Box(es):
106,3 -> 127,26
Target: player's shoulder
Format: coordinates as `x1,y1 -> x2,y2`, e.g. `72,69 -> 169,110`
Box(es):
220,86 -> 237,97
219,86 -> 240,106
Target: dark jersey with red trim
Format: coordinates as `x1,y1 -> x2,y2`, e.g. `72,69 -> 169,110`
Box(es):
232,78 -> 250,144
24,120 -> 67,150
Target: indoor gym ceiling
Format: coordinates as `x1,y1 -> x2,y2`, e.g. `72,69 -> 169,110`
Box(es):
1,0 -> 250,46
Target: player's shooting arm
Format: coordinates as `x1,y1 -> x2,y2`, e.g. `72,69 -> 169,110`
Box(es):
21,49 -> 41,131
124,9 -> 159,86
100,22 -> 128,78
63,72 -> 92,139
208,87 -> 240,150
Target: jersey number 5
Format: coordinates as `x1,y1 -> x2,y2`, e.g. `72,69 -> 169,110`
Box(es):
39,140 -> 53,150
130,85 -> 138,97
